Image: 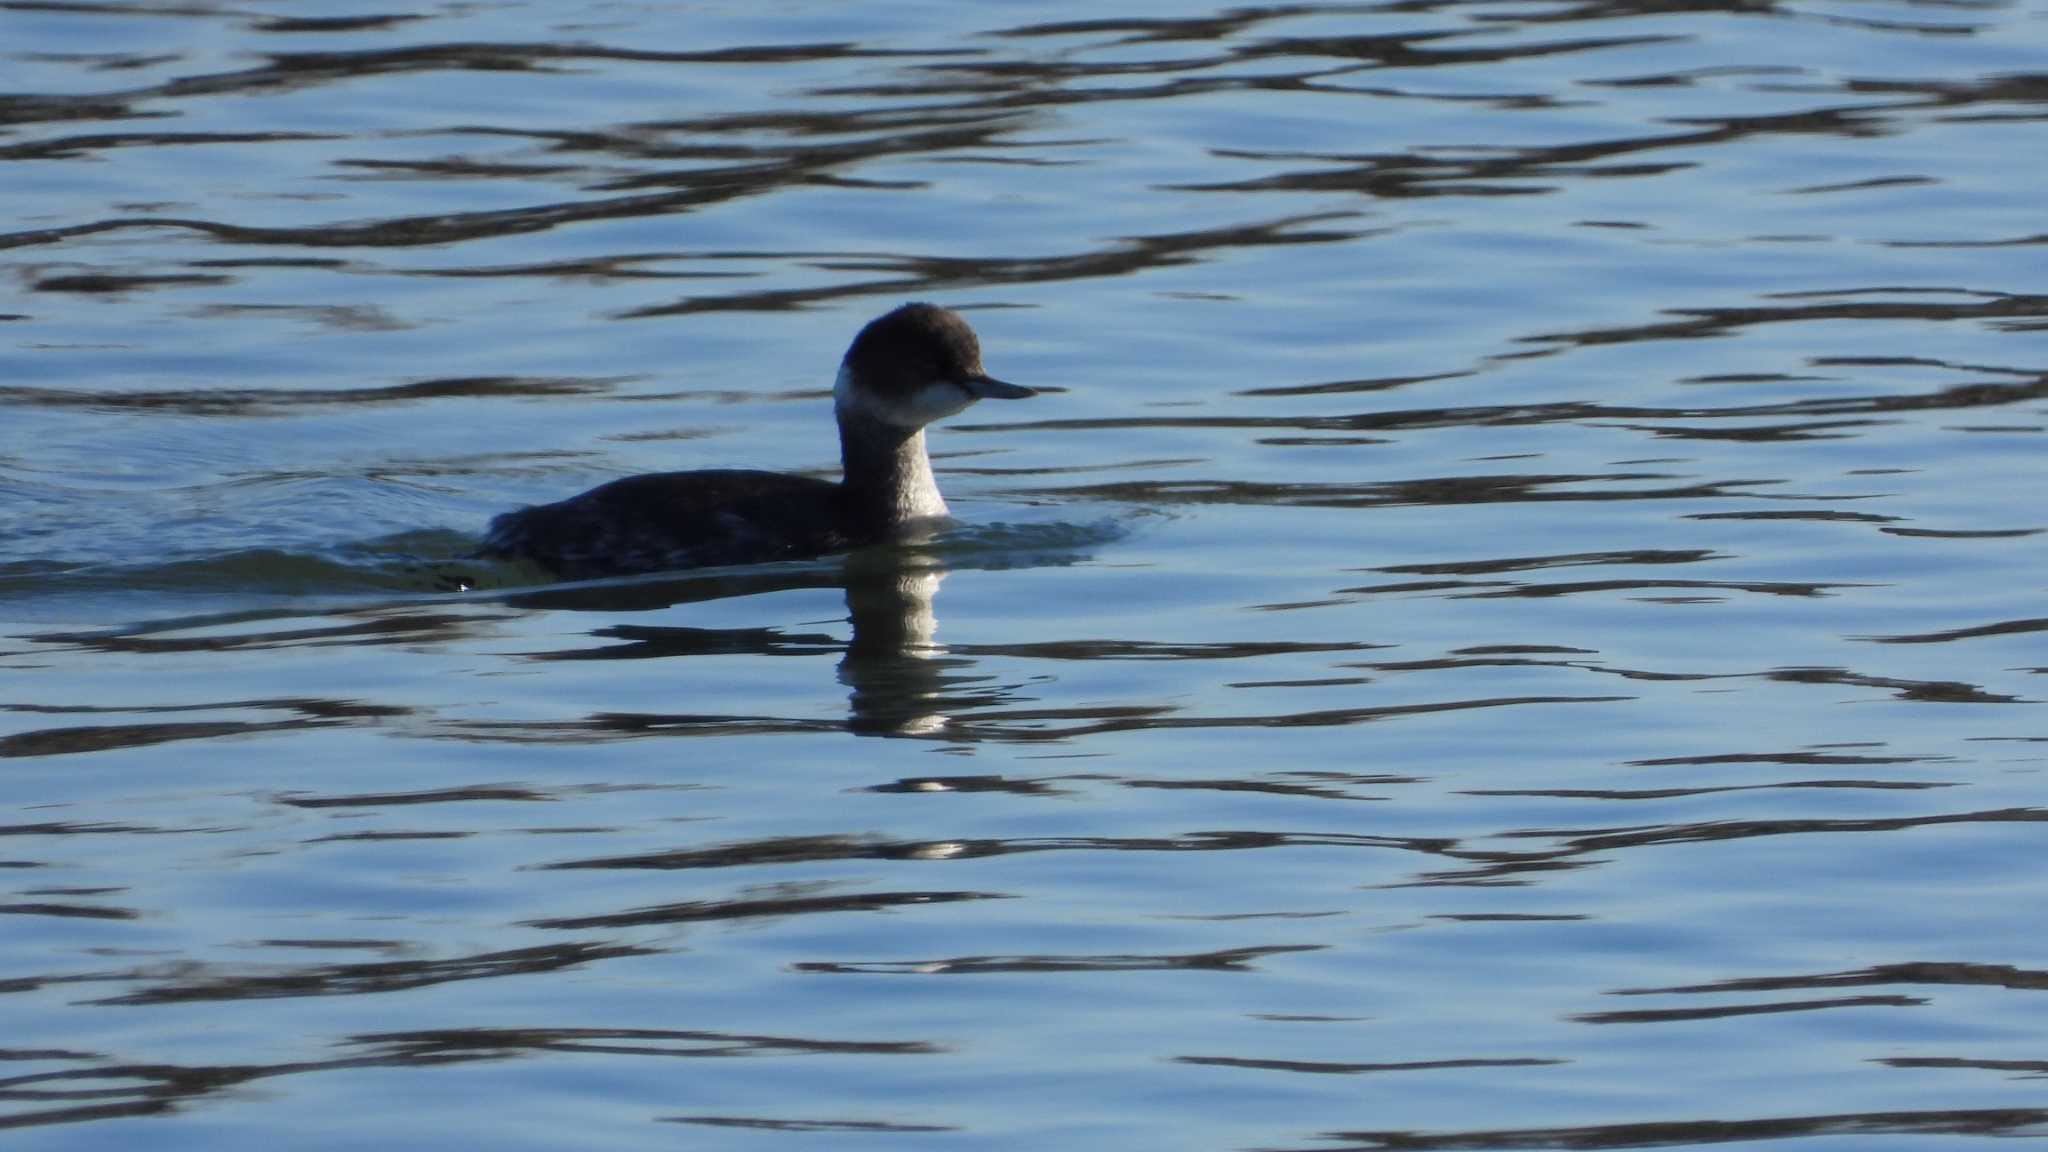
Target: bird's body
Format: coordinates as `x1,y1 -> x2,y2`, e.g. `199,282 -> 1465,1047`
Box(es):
480,470 -> 849,580
480,303 -> 1032,580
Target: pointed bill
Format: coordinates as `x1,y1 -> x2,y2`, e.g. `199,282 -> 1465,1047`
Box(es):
960,373 -> 1034,400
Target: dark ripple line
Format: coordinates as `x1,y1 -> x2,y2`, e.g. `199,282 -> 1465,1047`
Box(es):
1464,780 -> 1956,800
253,14 -> 428,34
0,697 -> 409,758
1534,294 -> 2048,347
1176,1055 -> 1565,1075
1880,1057 -> 2048,1076
274,785 -> 553,809
1453,578 -> 1856,600
1573,994 -> 1924,1024
0,39 -> 973,127
947,638 -> 1385,661
0,902 -> 137,921
26,613 -> 493,654
454,692 -> 1629,745
526,889 -> 1007,930
0,822 -> 156,837
1772,667 -> 2019,704
1412,807 -> 2048,886
1503,807 -> 2048,854
349,1025 -> 941,1058
1374,549 -> 1722,576
1861,616 -> 2048,645
1297,1106 -> 2048,1151
0,376 -> 620,415
1124,776 -> 1389,801
0,130 -> 333,160
669,1116 -> 956,1132
91,941 -> 653,1005
0,1024 -> 935,1132
1026,472 -> 1770,510
1618,960 -> 2048,997
0,720 -> 312,759
794,943 -> 1320,975
993,6 -> 1345,42
1627,750 -> 1948,767
540,829 -> 1460,873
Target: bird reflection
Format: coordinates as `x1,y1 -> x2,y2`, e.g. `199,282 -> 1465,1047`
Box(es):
839,550 -> 973,736
506,540 -> 1025,739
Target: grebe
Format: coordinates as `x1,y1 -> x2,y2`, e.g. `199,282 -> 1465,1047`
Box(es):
479,303 -> 1033,579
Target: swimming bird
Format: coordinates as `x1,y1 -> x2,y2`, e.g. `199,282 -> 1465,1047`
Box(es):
479,303 -> 1034,579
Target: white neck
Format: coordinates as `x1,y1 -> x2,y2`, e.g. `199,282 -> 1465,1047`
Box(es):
835,365 -> 950,529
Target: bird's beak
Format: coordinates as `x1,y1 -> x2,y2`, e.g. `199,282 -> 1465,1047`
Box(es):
961,373 -> 1035,400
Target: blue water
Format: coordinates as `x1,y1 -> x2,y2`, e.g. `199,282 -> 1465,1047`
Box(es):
3,1 -> 2046,1148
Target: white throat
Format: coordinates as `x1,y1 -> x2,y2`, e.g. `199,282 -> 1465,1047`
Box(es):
835,364 -> 950,525
834,364 -> 975,429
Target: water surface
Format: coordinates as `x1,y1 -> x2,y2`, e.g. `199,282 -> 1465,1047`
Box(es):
3,1 -> 2046,1148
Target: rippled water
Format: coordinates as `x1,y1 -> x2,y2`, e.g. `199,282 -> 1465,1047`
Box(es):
4,1 -> 2046,1148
